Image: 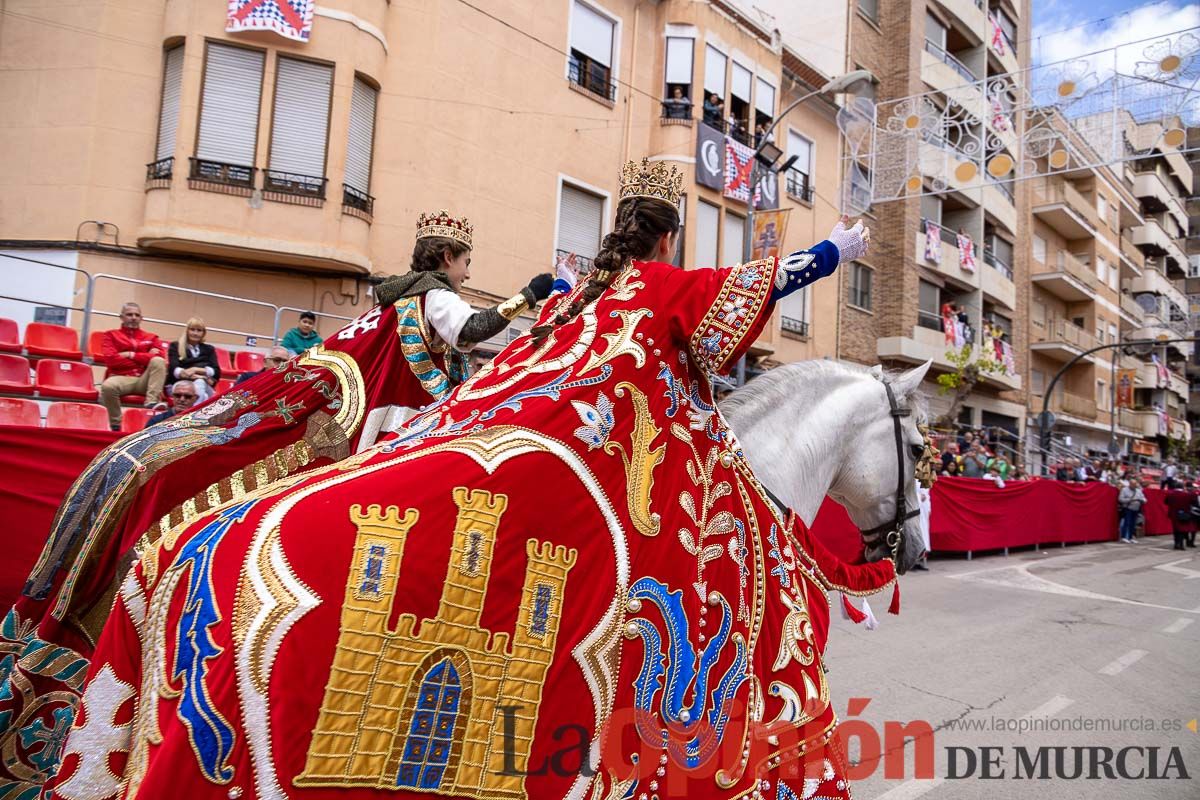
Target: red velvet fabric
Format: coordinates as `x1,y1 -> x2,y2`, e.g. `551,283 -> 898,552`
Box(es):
1141,487 -> 1174,535
0,426 -> 118,608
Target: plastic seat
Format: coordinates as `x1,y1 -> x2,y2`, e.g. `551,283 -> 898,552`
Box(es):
234,351 -> 264,373
24,322 -> 82,360
88,330 -> 108,364
0,397 -> 40,426
121,394 -> 147,405
34,359 -> 99,401
121,406 -> 155,433
214,347 -> 235,373
213,378 -> 236,396
45,402 -> 110,431
0,319 -> 20,354
0,354 -> 35,395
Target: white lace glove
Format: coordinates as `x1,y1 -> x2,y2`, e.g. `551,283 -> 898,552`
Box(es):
827,217 -> 870,263
555,253 -> 580,289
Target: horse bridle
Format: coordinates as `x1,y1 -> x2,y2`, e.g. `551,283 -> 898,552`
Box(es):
858,380 -> 920,569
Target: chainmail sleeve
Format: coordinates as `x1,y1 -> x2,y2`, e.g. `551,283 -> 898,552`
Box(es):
456,287 -> 538,348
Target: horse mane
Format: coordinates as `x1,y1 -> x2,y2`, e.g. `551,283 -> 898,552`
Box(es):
720,360 -> 928,423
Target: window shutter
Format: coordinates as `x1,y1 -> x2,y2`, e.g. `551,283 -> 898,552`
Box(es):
345,78 -> 378,193
557,185 -> 605,260
196,43 -> 265,167
704,46 -> 726,96
755,78 -> 775,116
731,62 -> 752,101
722,211 -> 745,266
695,200 -> 720,268
269,57 -> 333,178
156,46 -> 184,162
665,37 -> 693,85
570,2 -> 614,67
787,131 -> 812,173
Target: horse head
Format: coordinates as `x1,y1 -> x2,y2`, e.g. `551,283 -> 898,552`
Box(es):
721,359 -> 933,575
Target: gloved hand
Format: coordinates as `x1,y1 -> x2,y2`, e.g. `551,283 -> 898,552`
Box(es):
827,216 -> 870,263
526,273 -> 555,301
556,253 -> 580,289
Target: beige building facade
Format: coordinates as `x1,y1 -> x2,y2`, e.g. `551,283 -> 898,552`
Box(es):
1,0 -> 850,365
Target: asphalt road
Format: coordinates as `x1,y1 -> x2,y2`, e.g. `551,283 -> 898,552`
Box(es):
823,537 -> 1200,799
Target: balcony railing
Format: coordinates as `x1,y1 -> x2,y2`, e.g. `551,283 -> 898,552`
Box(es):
920,217 -> 959,246
263,170 -> 327,206
556,249 -> 595,276
917,310 -> 943,332
188,157 -> 256,195
145,157 -> 173,189
780,316 -> 809,337
986,176 -> 1015,203
660,99 -> 693,124
1034,316 -> 1098,351
786,169 -> 814,203
342,183 -> 374,220
568,54 -> 616,102
924,39 -> 978,84
1120,292 -> 1145,321
1049,391 -> 1098,420
983,248 -> 1013,280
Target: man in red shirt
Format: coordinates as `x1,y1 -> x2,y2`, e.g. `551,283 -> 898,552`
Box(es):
98,302 -> 168,429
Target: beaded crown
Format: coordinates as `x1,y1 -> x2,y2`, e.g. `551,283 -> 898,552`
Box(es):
618,158 -> 683,207
416,210 -> 473,248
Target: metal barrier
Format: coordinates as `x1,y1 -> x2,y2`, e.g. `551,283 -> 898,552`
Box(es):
0,254 -> 95,338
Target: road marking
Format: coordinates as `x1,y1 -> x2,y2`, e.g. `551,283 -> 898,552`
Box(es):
1020,695 -> 1074,720
1099,649 -> 1147,676
948,564 -> 1200,614
1163,617 -> 1194,634
1154,558 -> 1200,579
872,778 -> 945,799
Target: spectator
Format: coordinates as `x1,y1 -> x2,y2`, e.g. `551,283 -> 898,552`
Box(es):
940,459 -> 961,477
985,466 -> 1006,489
236,346 -> 291,384
940,441 -> 960,472
1117,478 -> 1146,542
987,453 -> 1011,480
146,380 -> 197,426
663,86 -> 690,119
702,93 -> 724,126
167,317 -> 220,402
961,445 -> 988,478
1076,460 -> 1092,482
281,311 -> 322,355
99,302 -> 168,431
1161,457 -> 1178,489
1055,459 -> 1072,481
1164,483 -> 1195,551
958,429 -> 975,452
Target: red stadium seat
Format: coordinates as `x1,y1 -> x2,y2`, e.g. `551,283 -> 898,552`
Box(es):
24,322 -> 82,360
214,378 -> 236,396
122,394 -> 147,405
34,359 -> 98,401
88,330 -> 108,364
214,347 -> 235,373
234,351 -> 264,373
0,319 -> 20,354
0,354 -> 35,395
0,397 -> 40,427
121,406 -> 155,433
45,402 -> 109,431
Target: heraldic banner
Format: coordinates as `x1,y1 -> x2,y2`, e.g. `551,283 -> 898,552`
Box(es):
227,0 -> 315,42
751,208 -> 791,261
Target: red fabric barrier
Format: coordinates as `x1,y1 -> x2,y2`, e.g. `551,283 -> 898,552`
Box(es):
1140,487 -> 1173,536
0,426 -> 119,607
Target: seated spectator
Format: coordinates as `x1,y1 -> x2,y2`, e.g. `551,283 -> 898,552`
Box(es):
940,459 -> 961,477
99,302 -> 167,431
958,429 -> 976,452
147,380 -> 197,426
702,93 -> 724,126
940,441 -> 960,472
168,317 -> 220,402
281,311 -> 323,355
985,466 -> 1006,489
987,453 -> 1011,480
236,346 -> 291,384
663,86 -> 690,119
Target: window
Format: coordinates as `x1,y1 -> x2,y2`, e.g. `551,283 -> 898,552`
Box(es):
755,77 -> 775,130
1031,369 -> 1045,396
858,0 -> 879,23
266,56 -> 333,202
153,45 -> 184,170
1096,256 -> 1107,285
850,263 -> 873,311
1108,323 -> 1118,343
663,37 -> 694,117
703,45 -> 727,100
194,43 -> 265,188
786,130 -> 813,201
557,183 -> 606,269
1108,259 -> 1119,290
920,193 -> 942,225
1098,380 -> 1107,410
1095,324 -> 1104,343
1032,234 -> 1046,264
695,199 -> 720,268
1097,193 -> 1108,223
569,1 -> 616,101
722,210 -> 745,266
778,284 -> 809,336
925,12 -> 947,50
343,76 -> 378,216
918,280 -> 941,330
729,61 -> 752,139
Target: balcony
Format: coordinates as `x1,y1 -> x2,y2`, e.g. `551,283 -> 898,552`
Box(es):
1030,316 -> 1098,362
1132,218 -> 1187,269
567,54 -> 616,104
1119,408 -> 1162,438
1133,170 -> 1187,224
923,39 -> 979,87
187,157 -> 255,196
941,0 -> 987,37
1130,266 -> 1188,315
341,184 -> 374,222
1031,180 -> 1100,239
145,157 -> 173,190
262,170 -> 327,207
915,220 -> 980,289
981,250 -> 1016,309
785,169 -> 814,203
660,99 -> 694,126
983,178 -> 1017,233
1031,251 -> 1097,302
1170,417 -> 1191,441
877,324 -> 1020,390
1119,235 -> 1144,276
1119,292 -> 1145,325
1048,391 -> 1098,421
780,316 -> 810,338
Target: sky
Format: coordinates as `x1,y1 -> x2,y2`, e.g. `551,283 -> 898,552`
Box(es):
1031,0 -> 1200,69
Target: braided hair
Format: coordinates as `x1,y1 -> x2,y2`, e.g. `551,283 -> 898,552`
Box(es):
531,197 -> 679,341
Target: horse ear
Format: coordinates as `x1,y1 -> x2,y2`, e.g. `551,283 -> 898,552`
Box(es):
892,360 -> 932,397
868,365 -> 884,380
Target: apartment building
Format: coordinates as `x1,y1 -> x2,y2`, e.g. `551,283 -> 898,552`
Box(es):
846,0 -> 1031,438
1183,125 -> 1200,452
0,0 -> 848,365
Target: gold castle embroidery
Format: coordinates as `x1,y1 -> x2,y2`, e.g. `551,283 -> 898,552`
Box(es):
297,490 -> 577,799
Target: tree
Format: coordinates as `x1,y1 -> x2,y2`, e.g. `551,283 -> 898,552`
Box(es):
934,344 -> 1004,427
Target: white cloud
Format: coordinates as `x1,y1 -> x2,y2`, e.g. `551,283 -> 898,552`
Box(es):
1032,1 -> 1200,72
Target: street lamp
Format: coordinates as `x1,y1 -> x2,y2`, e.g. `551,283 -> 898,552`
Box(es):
735,69 -> 876,384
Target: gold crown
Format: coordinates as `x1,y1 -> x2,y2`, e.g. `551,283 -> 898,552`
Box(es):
619,158 -> 683,207
416,209 -> 473,248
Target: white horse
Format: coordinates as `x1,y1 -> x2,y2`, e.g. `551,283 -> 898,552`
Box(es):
723,359 -> 932,574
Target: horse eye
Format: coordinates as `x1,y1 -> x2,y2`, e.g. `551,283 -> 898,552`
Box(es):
910,444 -> 924,460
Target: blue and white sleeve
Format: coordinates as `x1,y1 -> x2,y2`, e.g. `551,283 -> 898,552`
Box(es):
770,240 -> 841,302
